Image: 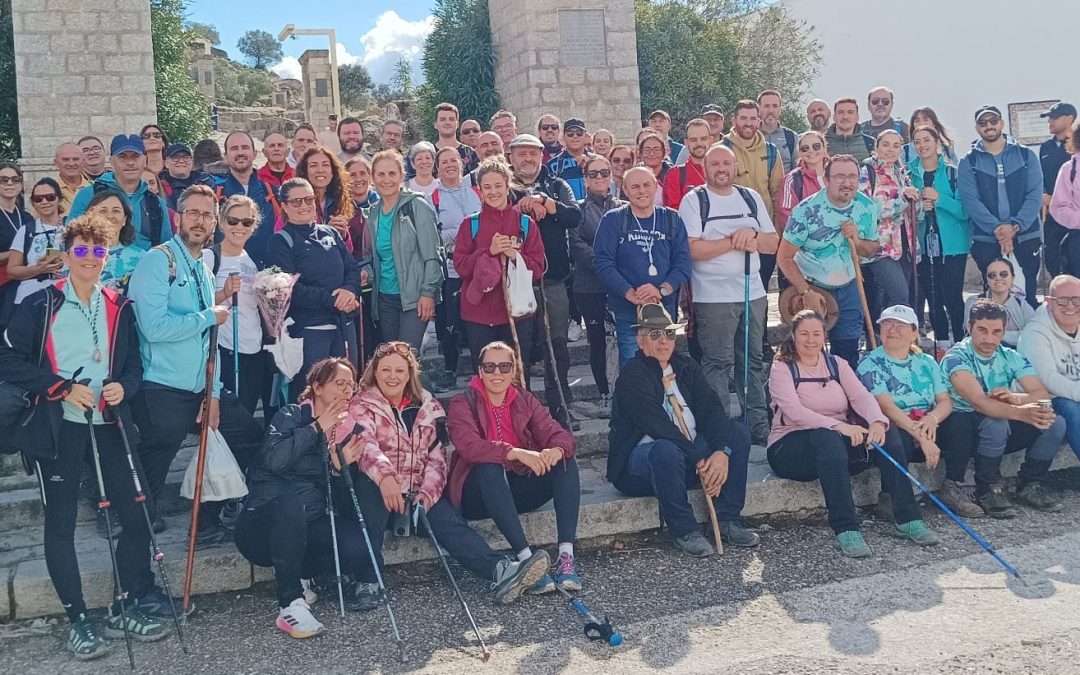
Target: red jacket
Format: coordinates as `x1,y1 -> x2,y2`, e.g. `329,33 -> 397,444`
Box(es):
257,163 -> 295,190
446,378 -> 576,508
453,203 -> 545,326
663,160 -> 706,209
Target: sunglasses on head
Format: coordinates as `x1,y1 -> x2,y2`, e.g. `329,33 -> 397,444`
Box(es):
586,168 -> 612,179
977,116 -> 1001,127
286,196 -> 316,207
225,216 -> 256,228
644,328 -> 677,341
480,361 -> 514,374
986,270 -> 1011,280
564,129 -> 586,137
71,245 -> 108,259
539,124 -> 560,132
799,142 -> 823,152
31,193 -> 59,204
375,341 -> 417,358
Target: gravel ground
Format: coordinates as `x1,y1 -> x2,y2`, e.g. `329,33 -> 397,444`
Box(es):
5,468 -> 1080,673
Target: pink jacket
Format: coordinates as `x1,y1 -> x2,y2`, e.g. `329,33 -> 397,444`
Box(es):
776,163 -> 823,229
767,355 -> 888,447
1049,156 -> 1080,231
338,386 -> 449,506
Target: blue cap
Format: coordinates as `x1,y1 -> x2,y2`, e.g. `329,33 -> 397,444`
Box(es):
110,134 -> 146,156
165,143 -> 192,158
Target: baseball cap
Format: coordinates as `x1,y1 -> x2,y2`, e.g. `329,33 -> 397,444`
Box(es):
508,133 -> 544,150
876,304 -> 919,326
700,104 -> 724,117
563,118 -> 586,132
1041,102 -> 1077,119
165,143 -> 192,159
647,110 -> 671,122
633,303 -> 680,330
110,134 -> 146,156
973,105 -> 1002,122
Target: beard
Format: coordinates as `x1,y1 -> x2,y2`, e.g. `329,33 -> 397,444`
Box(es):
342,139 -> 363,154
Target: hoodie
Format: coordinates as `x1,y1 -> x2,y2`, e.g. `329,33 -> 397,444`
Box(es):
69,172 -> 171,251
958,136 -> 1043,244
213,172 -> 282,268
1049,156 -> 1080,231
1018,304 -> 1080,401
723,131 -> 784,220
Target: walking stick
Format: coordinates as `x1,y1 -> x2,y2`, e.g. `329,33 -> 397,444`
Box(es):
501,256 -> 526,388
230,273 -> 240,402
741,251 -> 751,422
847,233 -> 877,349
555,585 -> 623,646
357,292 -> 367,372
324,433 -> 347,618
182,324 -> 219,615
538,279 -> 574,432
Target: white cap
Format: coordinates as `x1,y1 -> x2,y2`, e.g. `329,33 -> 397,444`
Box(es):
877,304 -> 919,326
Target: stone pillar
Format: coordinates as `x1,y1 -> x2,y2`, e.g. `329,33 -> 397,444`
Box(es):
489,0 -> 642,143
12,0 -> 158,179
298,49 -> 333,126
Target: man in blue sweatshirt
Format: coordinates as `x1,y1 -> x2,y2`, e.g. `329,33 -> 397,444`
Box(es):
214,130 -> 281,268
127,184 -> 264,553
959,105 -> 1044,305
594,166 -> 692,365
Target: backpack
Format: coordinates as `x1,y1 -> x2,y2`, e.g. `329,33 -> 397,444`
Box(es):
617,204 -> 677,244
787,352 -> 841,388
93,180 -> 166,247
722,138 -> 779,177
691,184 -> 760,229
470,213 -> 530,241
782,128 -> 797,164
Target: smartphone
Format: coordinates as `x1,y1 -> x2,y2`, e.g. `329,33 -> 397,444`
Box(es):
45,247 -> 61,261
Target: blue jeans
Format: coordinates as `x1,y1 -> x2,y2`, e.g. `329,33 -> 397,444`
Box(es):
619,422 -> 751,538
610,294 -> 679,365
825,280 -> 864,369
1053,397 -> 1080,460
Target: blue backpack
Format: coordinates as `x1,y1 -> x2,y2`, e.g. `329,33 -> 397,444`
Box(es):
469,213 -> 530,241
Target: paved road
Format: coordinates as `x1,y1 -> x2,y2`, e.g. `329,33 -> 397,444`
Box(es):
5,469 -> 1080,673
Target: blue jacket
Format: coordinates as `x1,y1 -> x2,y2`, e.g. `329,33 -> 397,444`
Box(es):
593,205 -> 691,310
127,236 -> 222,397
546,150 -> 594,199
213,172 -> 281,268
958,136 -> 1044,244
69,173 -> 171,251
266,223 -> 362,332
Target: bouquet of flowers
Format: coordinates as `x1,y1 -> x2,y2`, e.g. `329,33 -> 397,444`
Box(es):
254,267 -> 303,378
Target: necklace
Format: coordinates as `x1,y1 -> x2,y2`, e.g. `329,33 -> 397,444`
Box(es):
632,211 -> 659,277
66,289 -> 104,362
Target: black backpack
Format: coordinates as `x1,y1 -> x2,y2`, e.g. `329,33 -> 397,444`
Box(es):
787,352 -> 841,388
692,184 -> 760,228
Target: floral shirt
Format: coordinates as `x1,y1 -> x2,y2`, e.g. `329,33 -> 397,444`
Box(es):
857,347 -> 947,413
101,244 -> 147,295
940,338 -> 1037,413
859,158 -> 921,262
783,189 -> 879,288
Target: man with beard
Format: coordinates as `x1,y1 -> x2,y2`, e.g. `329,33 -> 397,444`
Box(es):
158,143 -> 214,210
337,117 -> 368,163
776,154 -> 881,368
864,86 -> 910,142
759,90 -> 798,172
214,131 -> 281,267
491,110 -> 518,148
434,102 -> 479,174
508,133 -> 582,430
806,99 -> 831,135
256,132 -> 294,191
664,118 -> 711,208
676,106 -> 726,164
958,105 -> 1045,304
825,98 -> 874,163
537,114 -> 564,164
127,184 -> 264,553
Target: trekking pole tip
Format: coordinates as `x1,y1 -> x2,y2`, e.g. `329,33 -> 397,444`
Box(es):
609,633 -> 624,647
481,646 -> 492,662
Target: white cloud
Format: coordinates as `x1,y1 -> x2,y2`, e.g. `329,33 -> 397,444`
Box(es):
272,56 -> 302,81
358,11 -> 435,84
335,42 -> 361,67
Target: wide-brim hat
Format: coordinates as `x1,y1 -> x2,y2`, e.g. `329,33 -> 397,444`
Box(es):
633,303 -> 681,330
778,286 -> 840,330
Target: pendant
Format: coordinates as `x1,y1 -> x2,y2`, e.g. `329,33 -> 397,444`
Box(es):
648,264 -> 658,277
93,347 -> 103,363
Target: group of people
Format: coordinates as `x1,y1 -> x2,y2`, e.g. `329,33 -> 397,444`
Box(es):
2,85 -> 1080,661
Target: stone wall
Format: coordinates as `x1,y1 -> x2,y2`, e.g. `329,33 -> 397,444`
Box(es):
489,0 -> 642,143
298,49 -> 334,126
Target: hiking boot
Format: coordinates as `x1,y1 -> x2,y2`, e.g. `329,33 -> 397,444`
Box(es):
219,499 -> 241,531
555,552 -> 582,591
527,573 -> 557,595
492,551 -> 550,605
134,586 -> 189,620
1014,482 -> 1063,513
550,406 -> 580,432
673,531 -> 715,558
936,479 -> 985,519
196,522 -> 232,548
345,581 -> 380,612
835,530 -> 873,558
893,519 -> 940,546
596,394 -> 612,419
977,484 -> 1018,519
720,520 -> 760,548
96,509 -> 121,540
105,602 -> 171,642
152,516 -> 166,534
67,614 -> 110,660
276,598 -> 324,639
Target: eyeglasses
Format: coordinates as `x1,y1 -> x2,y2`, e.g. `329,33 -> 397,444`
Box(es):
830,174 -> 860,184
285,196 -> 316,208
71,245 -> 108,259
640,146 -> 663,156
986,271 -> 1011,280
1048,296 -> 1080,308
182,210 -> 217,223
141,131 -> 164,139
564,129 -> 586,138
330,378 -> 356,392
480,361 -> 514,374
461,128 -> 480,135
643,328 -> 677,341
610,157 -> 634,166
493,123 -> 514,133
799,142 -> 823,152
168,155 -> 192,162
31,193 -> 59,204
586,169 -> 612,179
225,216 -> 256,228
539,124 -> 560,132
977,117 -> 1002,127
870,98 -> 891,106
0,175 -> 23,185
375,341 -> 418,358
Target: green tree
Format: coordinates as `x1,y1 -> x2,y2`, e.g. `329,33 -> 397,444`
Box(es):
187,21 -> 220,46
419,0 -> 500,141
391,56 -> 414,99
214,58 -> 276,106
339,63 -> 374,109
150,0 -> 211,145
0,0 -> 18,158
237,29 -> 283,70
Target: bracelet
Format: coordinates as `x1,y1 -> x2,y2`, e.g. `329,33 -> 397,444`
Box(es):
925,412 -> 939,424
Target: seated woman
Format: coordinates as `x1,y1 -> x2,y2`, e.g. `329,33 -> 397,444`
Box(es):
447,341 -> 581,593
339,341 -> 549,608
235,358 -> 371,638
963,257 -> 1034,349
767,310 -> 939,558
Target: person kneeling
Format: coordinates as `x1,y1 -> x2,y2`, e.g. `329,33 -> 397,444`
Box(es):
768,310 -> 939,558
608,303 -> 759,558
448,341 -> 582,594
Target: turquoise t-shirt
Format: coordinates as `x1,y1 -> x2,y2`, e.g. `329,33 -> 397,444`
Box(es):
782,190 -> 879,288
940,338 -> 1036,413
857,347 -> 947,413
376,209 -> 400,295
54,283 -> 109,424
101,244 -> 147,295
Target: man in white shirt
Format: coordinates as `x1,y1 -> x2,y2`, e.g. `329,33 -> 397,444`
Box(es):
679,144 -> 779,444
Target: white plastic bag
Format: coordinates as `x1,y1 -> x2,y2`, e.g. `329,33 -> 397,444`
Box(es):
181,428 -> 249,502
265,318 -> 304,379
506,255 -> 537,318
1005,252 -> 1026,300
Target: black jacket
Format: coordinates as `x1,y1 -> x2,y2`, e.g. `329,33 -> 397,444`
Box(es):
510,166 -> 580,282
570,192 -> 623,294
607,351 -> 733,489
245,403 -> 330,519
0,281 -> 143,460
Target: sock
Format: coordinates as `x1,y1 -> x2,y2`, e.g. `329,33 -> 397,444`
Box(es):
559,543 -> 574,558
516,548 -> 532,562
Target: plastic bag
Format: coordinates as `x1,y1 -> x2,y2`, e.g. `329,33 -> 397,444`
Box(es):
1005,252 -> 1026,300
506,256 -> 537,318
181,428 -> 249,502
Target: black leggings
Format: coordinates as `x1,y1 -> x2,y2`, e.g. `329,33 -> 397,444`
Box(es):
435,277 -> 464,373
459,460 -> 581,553
574,291 -> 610,396
463,318 -> 535,372
917,254 -> 967,343
37,420 -> 153,621
218,347 -> 277,420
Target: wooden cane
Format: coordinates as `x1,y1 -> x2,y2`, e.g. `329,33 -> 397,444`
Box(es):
703,483 -> 724,555
182,324 -> 220,615
848,234 -> 877,349
502,256 -> 526,388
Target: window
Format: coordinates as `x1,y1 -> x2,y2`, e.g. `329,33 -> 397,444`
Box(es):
315,79 -> 328,97
203,70 -> 213,86
276,93 -> 286,106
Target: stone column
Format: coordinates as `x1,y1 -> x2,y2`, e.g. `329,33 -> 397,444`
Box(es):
12,0 -> 159,180
489,0 -> 642,143
298,49 -> 333,126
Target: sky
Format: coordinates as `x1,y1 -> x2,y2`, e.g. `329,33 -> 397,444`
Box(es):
186,0 -> 436,84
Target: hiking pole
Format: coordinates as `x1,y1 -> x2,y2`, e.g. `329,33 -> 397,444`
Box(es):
357,293 -> 367,372
230,272 -> 240,403
539,279 -> 574,432
867,441 -> 1023,582
333,442 -> 407,661
742,251 -> 751,423
555,585 -> 623,647
501,256 -> 526,388
847,232 -> 877,349
84,406 -> 136,670
183,324 -> 220,615
323,435 -> 347,618
107,384 -> 187,652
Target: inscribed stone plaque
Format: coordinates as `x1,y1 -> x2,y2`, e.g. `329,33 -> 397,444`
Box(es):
1008,100 -> 1057,146
558,9 -> 607,66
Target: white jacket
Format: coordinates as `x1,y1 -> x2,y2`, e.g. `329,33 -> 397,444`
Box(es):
1017,305 -> 1080,401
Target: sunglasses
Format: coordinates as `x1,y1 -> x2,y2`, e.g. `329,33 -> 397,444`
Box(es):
986,271 -> 1011,280
564,129 -> 586,137
0,175 -> 23,185
977,117 -> 1001,127
480,361 -> 514,374
461,128 -> 480,135
610,157 -> 634,165
586,169 -> 612,179
375,341 -> 418,358
1048,296 -> 1080,308
71,245 -> 108,259
286,196 -> 316,207
141,131 -> 164,139
225,216 -> 256,228
799,142 -> 823,152
644,328 -> 677,341
539,124 -> 560,132
870,98 -> 891,106
31,193 -> 59,204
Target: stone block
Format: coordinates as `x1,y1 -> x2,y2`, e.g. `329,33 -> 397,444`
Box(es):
87,75 -> 122,94
46,0 -> 90,10
559,67 -> 585,84
111,94 -> 148,113
121,74 -> 157,93
106,12 -> 142,32
68,95 -> 109,115
15,75 -> 54,96
606,30 -> 638,55
67,55 -> 103,74
12,33 -> 50,55
89,115 -> 128,136
530,68 -> 557,86
586,67 -> 612,82
62,11 -> 100,31
50,33 -> 86,54
124,114 -> 158,132
20,11 -> 64,34
612,66 -> 640,81
53,75 -> 86,94
538,49 -> 558,67
86,33 -> 119,54
103,54 -> 143,74
615,103 -> 643,120
49,115 -> 89,136
18,94 -> 68,116
120,32 -> 152,54
541,85 -> 572,105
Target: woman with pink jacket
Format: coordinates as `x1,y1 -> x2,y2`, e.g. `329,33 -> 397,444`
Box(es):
1048,122 -> 1080,273
767,311 -> 938,559
338,341 -> 547,609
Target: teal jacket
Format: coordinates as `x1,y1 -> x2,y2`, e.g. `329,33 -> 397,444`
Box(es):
69,172 -> 171,251
908,155 -> 971,256
365,190 -> 445,315
127,236 -> 222,397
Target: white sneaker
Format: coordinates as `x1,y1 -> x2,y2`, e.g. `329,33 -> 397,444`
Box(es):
300,578 -> 318,605
567,322 -> 584,343
276,598 -> 324,639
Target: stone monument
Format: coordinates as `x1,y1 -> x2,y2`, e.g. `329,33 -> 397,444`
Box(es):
298,49 -> 334,127
488,0 -> 643,142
